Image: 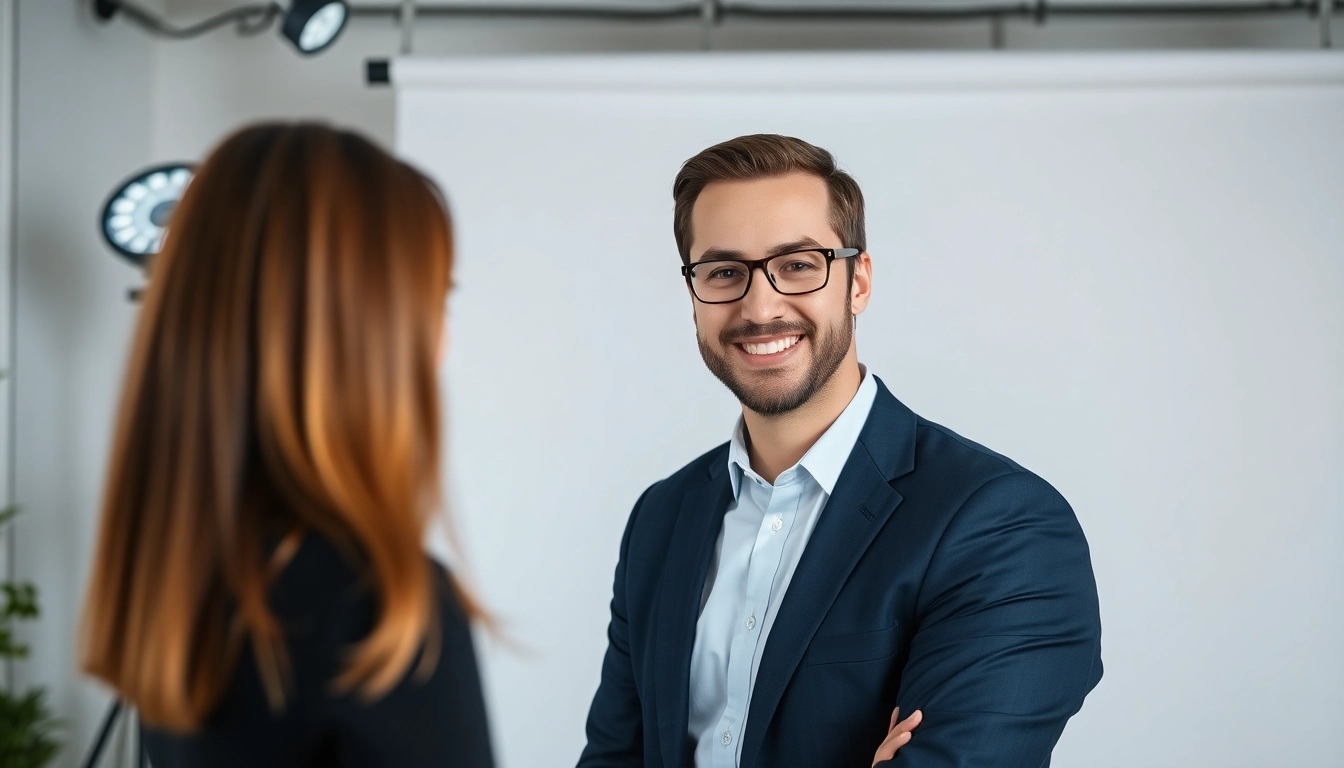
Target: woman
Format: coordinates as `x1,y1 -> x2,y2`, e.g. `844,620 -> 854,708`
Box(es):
79,123 -> 493,767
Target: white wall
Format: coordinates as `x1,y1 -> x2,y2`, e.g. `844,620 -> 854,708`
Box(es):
7,2 -> 1339,767
13,1 -> 163,766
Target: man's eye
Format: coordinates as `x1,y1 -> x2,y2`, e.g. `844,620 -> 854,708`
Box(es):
708,268 -> 741,280
783,261 -> 817,272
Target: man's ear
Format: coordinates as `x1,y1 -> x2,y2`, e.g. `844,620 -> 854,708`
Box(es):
850,251 -> 873,316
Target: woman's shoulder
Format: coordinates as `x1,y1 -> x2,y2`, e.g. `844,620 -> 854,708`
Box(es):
270,533 -> 466,634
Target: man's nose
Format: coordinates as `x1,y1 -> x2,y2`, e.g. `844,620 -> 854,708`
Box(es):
738,265 -> 785,324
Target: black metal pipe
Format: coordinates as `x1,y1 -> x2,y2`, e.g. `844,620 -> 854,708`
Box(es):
727,1 -> 1328,22
350,2 -> 697,22
348,1 -> 1338,24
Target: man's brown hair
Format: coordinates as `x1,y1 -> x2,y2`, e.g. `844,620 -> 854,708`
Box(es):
672,134 -> 866,265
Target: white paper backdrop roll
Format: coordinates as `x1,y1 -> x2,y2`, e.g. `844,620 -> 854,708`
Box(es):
395,52 -> 1344,768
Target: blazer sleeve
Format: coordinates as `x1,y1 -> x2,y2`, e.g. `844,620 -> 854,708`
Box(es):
577,486 -> 654,768
884,471 -> 1103,767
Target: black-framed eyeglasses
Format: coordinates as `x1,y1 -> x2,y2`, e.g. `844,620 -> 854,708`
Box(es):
681,247 -> 860,305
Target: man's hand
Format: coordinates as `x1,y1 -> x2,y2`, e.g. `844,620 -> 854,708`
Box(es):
872,708 -> 923,766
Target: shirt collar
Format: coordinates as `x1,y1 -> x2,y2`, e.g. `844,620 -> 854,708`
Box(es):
727,366 -> 878,498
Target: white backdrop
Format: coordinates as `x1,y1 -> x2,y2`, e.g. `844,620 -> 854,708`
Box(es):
396,52 -> 1344,768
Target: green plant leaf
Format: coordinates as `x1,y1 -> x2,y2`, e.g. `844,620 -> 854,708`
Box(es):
0,689 -> 62,766
0,509 -> 61,765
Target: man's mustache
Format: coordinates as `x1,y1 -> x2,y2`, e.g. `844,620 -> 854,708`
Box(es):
719,320 -> 815,347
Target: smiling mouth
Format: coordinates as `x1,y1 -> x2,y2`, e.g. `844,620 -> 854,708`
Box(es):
737,335 -> 801,356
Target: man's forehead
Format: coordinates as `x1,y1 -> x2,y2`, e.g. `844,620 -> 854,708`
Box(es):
694,172 -> 830,208
689,173 -> 835,257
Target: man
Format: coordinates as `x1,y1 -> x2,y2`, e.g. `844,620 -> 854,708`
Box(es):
578,135 -> 1102,768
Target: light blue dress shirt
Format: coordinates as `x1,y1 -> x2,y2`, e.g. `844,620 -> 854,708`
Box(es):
688,368 -> 878,768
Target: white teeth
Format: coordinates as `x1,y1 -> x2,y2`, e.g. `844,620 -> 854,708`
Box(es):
743,336 -> 800,355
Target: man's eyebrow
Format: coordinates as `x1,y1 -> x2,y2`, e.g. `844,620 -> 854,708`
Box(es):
694,237 -> 825,263
695,246 -> 745,262
767,237 -> 824,257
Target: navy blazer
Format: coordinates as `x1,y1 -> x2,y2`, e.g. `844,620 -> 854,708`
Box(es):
578,378 -> 1102,768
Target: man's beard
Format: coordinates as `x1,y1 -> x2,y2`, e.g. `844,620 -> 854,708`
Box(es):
697,302 -> 853,416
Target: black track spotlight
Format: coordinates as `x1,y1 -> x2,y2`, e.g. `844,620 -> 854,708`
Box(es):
94,0 -> 349,56
100,163 -> 194,268
281,0 -> 349,55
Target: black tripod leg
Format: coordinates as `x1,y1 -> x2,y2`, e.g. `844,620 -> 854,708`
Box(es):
81,699 -> 123,768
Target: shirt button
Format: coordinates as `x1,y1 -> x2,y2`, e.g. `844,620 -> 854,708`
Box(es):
745,615 -> 756,631
721,730 -> 733,746
771,516 -> 783,533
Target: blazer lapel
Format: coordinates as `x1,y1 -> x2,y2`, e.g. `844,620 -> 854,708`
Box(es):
653,455 -> 734,768
738,379 -> 918,768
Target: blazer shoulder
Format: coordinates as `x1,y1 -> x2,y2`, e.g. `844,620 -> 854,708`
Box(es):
909,416 -> 1072,511
640,441 -> 729,504
620,441 -> 729,550
916,417 -> 1024,474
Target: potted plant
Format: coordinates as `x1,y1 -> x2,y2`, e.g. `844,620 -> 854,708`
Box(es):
0,505 -> 60,767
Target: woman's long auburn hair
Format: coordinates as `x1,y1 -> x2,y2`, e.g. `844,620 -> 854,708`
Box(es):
79,122 -> 474,731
